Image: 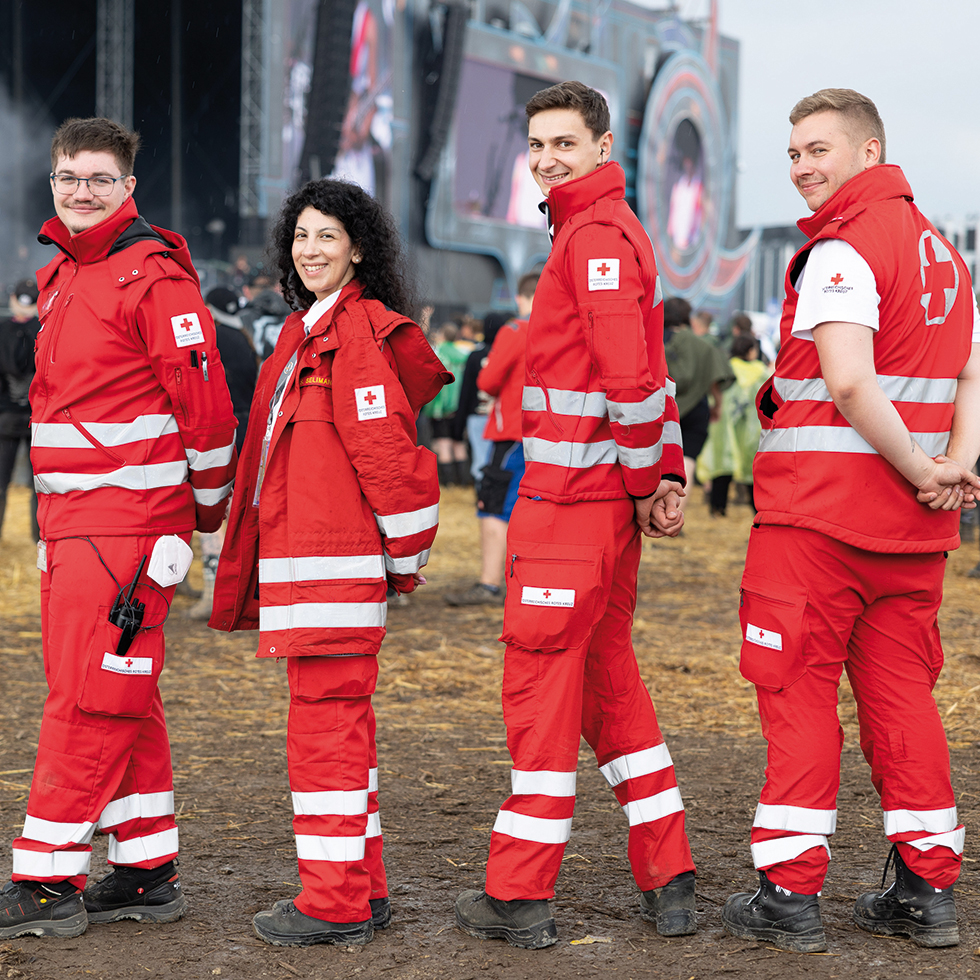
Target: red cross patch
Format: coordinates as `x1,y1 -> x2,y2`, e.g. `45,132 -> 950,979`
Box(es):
171,312 -> 205,347
354,385 -> 387,421
587,258 -> 620,291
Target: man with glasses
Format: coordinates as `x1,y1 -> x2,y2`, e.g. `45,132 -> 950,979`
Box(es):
0,117 -> 236,939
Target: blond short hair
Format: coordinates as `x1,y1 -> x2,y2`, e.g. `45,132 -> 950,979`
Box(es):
789,88 -> 886,164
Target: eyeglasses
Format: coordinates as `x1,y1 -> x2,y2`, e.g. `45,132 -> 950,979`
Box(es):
49,173 -> 131,196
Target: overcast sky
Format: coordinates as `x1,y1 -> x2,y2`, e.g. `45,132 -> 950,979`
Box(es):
654,0 -> 980,230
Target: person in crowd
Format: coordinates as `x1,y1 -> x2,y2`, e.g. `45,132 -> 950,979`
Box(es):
0,279 -> 41,541
184,287 -> 260,621
425,321 -> 474,484
690,308 -> 716,343
723,88 -> 980,953
455,81 -> 695,950
209,178 -> 450,947
239,272 -> 292,361
0,117 -> 237,940
663,296 -> 733,511
445,273 -> 538,607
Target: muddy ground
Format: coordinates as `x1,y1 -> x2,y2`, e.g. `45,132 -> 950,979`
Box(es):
2,484 -> 980,979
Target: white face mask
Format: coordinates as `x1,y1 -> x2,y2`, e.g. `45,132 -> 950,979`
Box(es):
147,535 -> 195,588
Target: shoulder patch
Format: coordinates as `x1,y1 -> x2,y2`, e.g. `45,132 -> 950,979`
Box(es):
171,312 -> 205,347
355,385 -> 387,420
588,258 -> 620,291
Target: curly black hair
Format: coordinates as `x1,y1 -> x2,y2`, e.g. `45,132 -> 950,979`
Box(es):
268,179 -> 416,316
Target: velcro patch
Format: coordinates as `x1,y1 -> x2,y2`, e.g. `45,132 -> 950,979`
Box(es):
355,385 -> 387,420
101,652 -> 154,675
746,623 -> 782,651
521,586 -> 575,607
171,312 -> 205,347
588,258 -> 620,291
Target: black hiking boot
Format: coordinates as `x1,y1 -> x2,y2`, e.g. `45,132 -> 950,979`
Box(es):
455,889 -> 558,949
853,845 -> 958,947
84,860 -> 186,923
370,896 -> 391,929
722,871 -> 827,953
0,879 -> 87,939
252,899 -> 373,947
640,870 -> 697,936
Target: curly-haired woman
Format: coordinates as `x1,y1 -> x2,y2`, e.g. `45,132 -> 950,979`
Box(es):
210,180 -> 450,946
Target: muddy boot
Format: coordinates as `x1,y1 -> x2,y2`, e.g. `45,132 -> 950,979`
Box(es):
370,897 -> 391,929
186,555 -> 217,620
722,871 -> 827,953
640,871 -> 697,936
84,861 -> 186,924
252,899 -> 372,947
853,845 -> 958,947
0,880 -> 87,939
455,889 -> 558,949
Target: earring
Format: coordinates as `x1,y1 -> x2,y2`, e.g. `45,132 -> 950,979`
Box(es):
353,256 -> 361,264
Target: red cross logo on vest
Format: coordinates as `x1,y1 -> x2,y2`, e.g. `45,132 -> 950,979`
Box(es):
125,659 -> 133,668
830,274 -> 843,285
596,263 -> 611,277
363,390 -> 377,405
178,317 -> 194,332
543,590 -> 551,599
919,230 -> 960,326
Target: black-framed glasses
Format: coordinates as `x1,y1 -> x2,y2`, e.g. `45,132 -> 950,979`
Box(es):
49,173 -> 131,197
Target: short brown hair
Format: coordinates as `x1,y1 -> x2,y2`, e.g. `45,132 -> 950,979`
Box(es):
51,117 -> 141,174
789,88 -> 886,164
525,81 -> 610,141
517,272 -> 539,299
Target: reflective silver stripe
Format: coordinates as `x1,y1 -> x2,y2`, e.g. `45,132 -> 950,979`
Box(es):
653,274 -> 663,308
107,827 -> 178,865
259,555 -> 385,583
12,846 -> 91,879
98,791 -> 174,829
618,438 -> 664,470
22,816 -> 96,846
524,436 -> 618,468
754,803 -> 837,835
665,378 -> 677,398
31,413 -> 178,448
366,812 -> 382,838
295,833 -> 366,862
375,503 -> 439,539
775,375 -> 957,405
751,834 -> 830,869
522,386 -> 608,418
492,809 -> 572,845
758,426 -> 948,457
292,790 -> 369,816
510,769 -> 577,797
260,602 -> 387,631
662,420 -> 683,449
622,787 -> 684,827
368,767 -> 378,793
883,806 -> 957,836
34,460 -> 189,495
607,389 -> 666,427
384,549 -> 430,575
904,827 -> 965,854
599,744 -> 673,788
185,439 -> 236,471
192,480 -> 234,507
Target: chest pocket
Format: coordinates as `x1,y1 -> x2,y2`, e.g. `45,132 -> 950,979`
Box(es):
293,372 -> 335,423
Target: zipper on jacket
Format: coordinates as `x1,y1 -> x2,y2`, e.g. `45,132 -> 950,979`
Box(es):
62,407 -> 127,466
201,350 -> 210,381
43,291 -> 74,368
510,553 -> 592,577
529,367 -> 564,435
174,367 -> 190,424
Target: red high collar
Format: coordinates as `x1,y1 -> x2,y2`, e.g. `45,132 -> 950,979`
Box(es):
797,164 -> 914,239
546,161 -> 626,234
39,196 -> 140,265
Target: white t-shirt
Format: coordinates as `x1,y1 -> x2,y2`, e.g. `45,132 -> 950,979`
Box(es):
792,238 -> 980,342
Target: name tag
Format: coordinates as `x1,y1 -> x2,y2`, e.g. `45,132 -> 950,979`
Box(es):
521,586 -> 575,608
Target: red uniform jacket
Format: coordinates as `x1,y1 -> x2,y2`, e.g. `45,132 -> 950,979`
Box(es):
755,165 -> 974,553
478,317 -> 527,442
209,282 -> 451,657
31,197 -> 237,537
520,162 -> 683,503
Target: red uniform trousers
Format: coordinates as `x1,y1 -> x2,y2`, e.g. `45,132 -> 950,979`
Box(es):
485,497 -> 695,901
12,535 -> 180,887
740,524 -> 963,894
286,655 -> 387,923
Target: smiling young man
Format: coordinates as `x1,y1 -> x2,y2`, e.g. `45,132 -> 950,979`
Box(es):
0,117 -> 236,939
455,81 -> 696,949
722,89 -> 980,952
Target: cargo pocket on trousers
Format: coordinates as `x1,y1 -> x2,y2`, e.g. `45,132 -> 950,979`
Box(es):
77,606 -> 164,718
738,578 -> 808,692
499,540 -> 604,653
